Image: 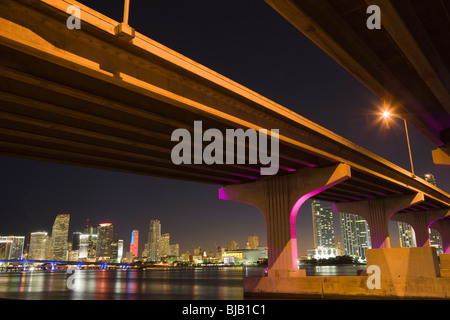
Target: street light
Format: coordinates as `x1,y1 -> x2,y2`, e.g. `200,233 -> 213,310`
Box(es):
381,109 -> 416,178
123,0 -> 130,25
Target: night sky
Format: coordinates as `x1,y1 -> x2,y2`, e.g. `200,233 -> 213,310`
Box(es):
1,0 -> 449,256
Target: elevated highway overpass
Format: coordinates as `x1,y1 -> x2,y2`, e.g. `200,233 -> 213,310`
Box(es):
1,0 -> 450,290
266,0 -> 450,166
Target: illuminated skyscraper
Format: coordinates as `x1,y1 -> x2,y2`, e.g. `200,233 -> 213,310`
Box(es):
339,212 -> 371,261
148,220 -> 161,262
398,222 -> 417,248
130,230 -> 139,257
0,236 -> 25,260
50,213 -> 70,261
422,173 -> 443,254
247,235 -> 259,250
29,231 -> 49,260
161,233 -> 170,257
96,223 -> 113,261
312,200 -> 335,248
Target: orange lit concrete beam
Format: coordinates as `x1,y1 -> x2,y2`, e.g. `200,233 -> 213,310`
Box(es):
219,163 -> 351,277
432,147 -> 450,167
335,193 -> 425,248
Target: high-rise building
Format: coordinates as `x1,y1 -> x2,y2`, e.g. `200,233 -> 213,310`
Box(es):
227,240 -> 239,251
312,200 -> 335,249
50,213 -> 70,261
422,173 -> 443,253
398,222 -> 417,248
0,236 -> 25,260
161,233 -> 170,257
170,244 -> 179,257
130,230 -> 139,257
96,223 -> 113,261
29,231 -> 49,260
147,220 -> 161,262
424,173 -> 437,186
78,226 -> 97,261
247,235 -> 259,250
72,232 -> 81,251
339,212 -> 371,261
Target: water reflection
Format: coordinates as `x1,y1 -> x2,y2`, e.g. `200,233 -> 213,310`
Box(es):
0,265 -> 365,300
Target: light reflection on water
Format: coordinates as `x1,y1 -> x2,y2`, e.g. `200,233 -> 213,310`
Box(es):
0,265 -> 366,300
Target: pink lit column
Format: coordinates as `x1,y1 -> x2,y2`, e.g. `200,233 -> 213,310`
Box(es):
429,216 -> 450,253
335,193 -> 425,248
219,163 -> 351,277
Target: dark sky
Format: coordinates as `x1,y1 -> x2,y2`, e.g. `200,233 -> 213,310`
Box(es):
1,0 -> 449,256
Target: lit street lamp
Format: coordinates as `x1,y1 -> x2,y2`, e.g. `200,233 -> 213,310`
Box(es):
381,109 -> 416,178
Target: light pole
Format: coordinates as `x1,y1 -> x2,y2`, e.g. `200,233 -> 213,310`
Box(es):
123,0 -> 130,25
382,110 -> 416,178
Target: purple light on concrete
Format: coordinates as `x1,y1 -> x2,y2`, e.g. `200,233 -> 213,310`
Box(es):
289,184 -> 344,270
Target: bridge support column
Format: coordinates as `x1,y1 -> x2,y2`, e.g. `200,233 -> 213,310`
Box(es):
220,163 -> 351,277
391,209 -> 449,247
335,193 -> 425,248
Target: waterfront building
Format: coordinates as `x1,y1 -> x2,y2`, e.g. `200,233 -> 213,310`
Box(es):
422,173 -> 443,253
398,222 -> 417,248
312,200 -> 335,248
247,235 -> 259,250
307,246 -> 341,260
170,243 -> 179,257
29,231 -> 49,260
227,240 -> 239,251
0,236 -> 25,260
148,219 -> 161,262
222,248 -> 268,265
161,233 -> 170,257
50,213 -> 70,261
339,212 -> 371,261
96,223 -> 113,261
130,229 -> 139,258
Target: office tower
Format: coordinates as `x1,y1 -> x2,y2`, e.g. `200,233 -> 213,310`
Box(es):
50,213 -> 70,261
72,232 -> 81,251
78,226 -> 97,261
148,220 -> 161,262
340,212 -> 372,261
161,233 -> 170,257
247,235 -> 259,250
29,231 -> 49,260
0,236 -> 25,260
312,200 -> 335,248
0,238 -> 11,260
424,173 -> 437,186
227,240 -> 239,251
130,230 -> 139,257
96,223 -> 113,261
422,173 -> 443,253
170,244 -> 179,257
117,239 -> 123,263
398,222 -> 417,248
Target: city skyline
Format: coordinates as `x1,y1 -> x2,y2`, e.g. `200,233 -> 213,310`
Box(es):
1,0 -> 449,258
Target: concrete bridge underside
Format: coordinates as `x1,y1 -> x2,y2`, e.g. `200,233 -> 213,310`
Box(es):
1,0 -> 450,298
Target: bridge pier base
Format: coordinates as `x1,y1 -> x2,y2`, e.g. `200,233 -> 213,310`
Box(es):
220,163 -> 351,277
334,193 -> 425,248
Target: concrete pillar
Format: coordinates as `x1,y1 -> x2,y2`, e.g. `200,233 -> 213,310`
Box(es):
430,217 -> 450,253
391,209 -> 449,247
219,163 -> 351,277
335,193 -> 425,248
